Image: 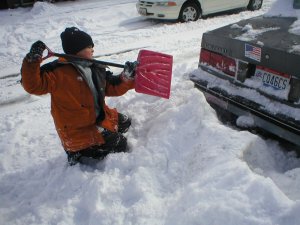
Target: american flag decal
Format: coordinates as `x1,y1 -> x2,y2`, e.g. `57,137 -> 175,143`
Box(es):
245,44 -> 261,62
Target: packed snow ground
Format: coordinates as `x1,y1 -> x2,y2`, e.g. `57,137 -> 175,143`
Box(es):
1,0 -> 300,224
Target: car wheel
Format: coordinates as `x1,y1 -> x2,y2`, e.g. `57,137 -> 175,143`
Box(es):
247,0 -> 263,11
179,3 -> 201,22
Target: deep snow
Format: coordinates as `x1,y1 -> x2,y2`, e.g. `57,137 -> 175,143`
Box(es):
1,0 -> 300,225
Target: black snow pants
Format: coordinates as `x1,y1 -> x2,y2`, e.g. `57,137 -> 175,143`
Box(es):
66,113 -> 131,165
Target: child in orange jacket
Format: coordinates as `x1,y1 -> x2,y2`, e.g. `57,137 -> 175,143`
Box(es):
21,27 -> 137,165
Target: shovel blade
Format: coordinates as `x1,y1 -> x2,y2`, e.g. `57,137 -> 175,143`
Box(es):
135,50 -> 173,99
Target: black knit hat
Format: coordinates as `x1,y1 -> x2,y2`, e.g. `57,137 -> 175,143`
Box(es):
60,27 -> 94,55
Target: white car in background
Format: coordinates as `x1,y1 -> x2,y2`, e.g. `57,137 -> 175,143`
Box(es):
136,0 -> 263,22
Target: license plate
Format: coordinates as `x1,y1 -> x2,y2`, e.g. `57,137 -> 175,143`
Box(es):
254,66 -> 290,90
138,8 -> 147,16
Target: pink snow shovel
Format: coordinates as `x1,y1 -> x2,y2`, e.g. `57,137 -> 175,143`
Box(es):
43,47 -> 173,99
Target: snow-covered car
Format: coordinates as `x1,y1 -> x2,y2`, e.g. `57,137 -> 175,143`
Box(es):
190,14 -> 300,146
136,0 -> 263,22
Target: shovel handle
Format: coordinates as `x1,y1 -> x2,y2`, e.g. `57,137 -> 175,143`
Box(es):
42,46 -> 125,68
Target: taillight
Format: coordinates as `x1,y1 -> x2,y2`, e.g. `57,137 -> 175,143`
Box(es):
199,48 -> 236,77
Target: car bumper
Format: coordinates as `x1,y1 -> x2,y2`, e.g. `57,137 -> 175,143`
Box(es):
190,72 -> 300,147
136,2 -> 181,20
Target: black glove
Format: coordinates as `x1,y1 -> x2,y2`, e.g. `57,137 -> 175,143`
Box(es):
123,61 -> 138,80
26,40 -> 46,62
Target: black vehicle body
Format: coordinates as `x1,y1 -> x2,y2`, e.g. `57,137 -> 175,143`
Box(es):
190,15 -> 300,146
1,0 -> 35,8
0,0 -> 70,9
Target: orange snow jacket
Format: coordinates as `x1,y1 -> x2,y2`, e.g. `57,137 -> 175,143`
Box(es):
21,58 -> 135,152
